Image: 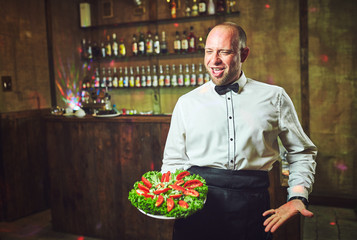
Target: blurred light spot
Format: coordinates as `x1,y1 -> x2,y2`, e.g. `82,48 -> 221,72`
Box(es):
309,7 -> 318,12
320,54 -> 329,62
335,163 -> 348,171
150,162 -> 155,170
265,4 -> 270,9
109,60 -> 115,67
330,222 -> 336,226
77,236 -> 85,240
174,23 -> 179,28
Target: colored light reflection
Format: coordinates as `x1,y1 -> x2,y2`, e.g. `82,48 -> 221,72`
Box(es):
265,4 -> 271,9
335,162 -> 348,171
174,23 -> 179,28
330,222 -> 336,226
320,54 -> 329,62
77,236 -> 85,240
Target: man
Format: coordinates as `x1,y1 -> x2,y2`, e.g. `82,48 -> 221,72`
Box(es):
161,22 -> 317,240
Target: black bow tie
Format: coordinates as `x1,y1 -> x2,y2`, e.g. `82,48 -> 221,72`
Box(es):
214,83 -> 239,95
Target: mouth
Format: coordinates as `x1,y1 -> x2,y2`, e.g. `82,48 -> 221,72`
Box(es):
210,67 -> 225,78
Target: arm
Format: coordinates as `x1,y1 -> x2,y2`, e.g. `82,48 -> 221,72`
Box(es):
263,89 -> 317,232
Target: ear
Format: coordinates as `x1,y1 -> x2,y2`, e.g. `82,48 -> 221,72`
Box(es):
240,47 -> 250,63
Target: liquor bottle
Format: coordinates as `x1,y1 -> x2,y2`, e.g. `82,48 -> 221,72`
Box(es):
160,31 -> 168,54
185,0 -> 191,16
197,63 -> 204,85
158,65 -> 165,87
177,64 -> 184,86
190,63 -> 197,86
197,36 -> 205,52
101,67 -> 107,88
216,0 -> 225,13
164,64 -> 171,87
188,26 -> 197,53
81,38 -> 88,60
141,66 -> 147,87
181,30 -> 188,53
153,32 -> 161,55
198,0 -> 207,15
123,66 -> 129,87
132,34 -> 138,56
204,67 -> 211,83
146,65 -> 152,87
207,0 -> 215,15
184,64 -> 190,86
118,67 -> 124,87
101,41 -> 106,59
146,31 -> 154,55
129,66 -> 135,87
138,32 -> 146,55
152,65 -> 158,87
92,41 -> 101,60
107,68 -> 113,88
191,0 -> 199,16
174,31 -> 181,54
94,67 -> 100,88
112,67 -> 119,88
105,35 -> 112,58
171,0 -> 177,18
119,38 -> 126,57
112,33 -> 119,58
87,39 -> 93,60
135,66 -> 141,87
171,64 -> 178,87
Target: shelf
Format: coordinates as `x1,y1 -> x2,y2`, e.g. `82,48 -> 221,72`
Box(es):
81,11 -> 240,30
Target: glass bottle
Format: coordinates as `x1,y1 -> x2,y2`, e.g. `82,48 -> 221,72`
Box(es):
118,67 -> 124,88
190,63 -> 197,86
160,31 -> 168,54
101,67 -> 107,88
174,31 -> 181,54
101,41 -> 106,59
146,65 -> 152,87
185,0 -> 191,16
171,0 -> 177,18
197,36 -> 205,52
105,35 -> 112,58
152,65 -> 158,87
135,66 -> 141,87
113,67 -> 119,87
204,67 -> 211,83
141,66 -> 147,87
197,63 -> 204,85
132,34 -> 138,56
129,66 -> 135,87
184,64 -> 190,86
158,65 -> 165,87
112,33 -> 119,58
146,31 -> 154,55
178,64 -> 184,86
153,32 -> 161,55
119,38 -> 126,57
94,67 -> 100,88
138,32 -> 146,55
207,0 -> 215,15
198,0 -> 207,15
181,30 -> 188,53
123,66 -> 129,87
191,0 -> 199,16
81,38 -> 88,60
188,26 -> 197,53
164,64 -> 171,87
107,68 -> 113,88
87,39 -> 93,60
171,64 -> 178,87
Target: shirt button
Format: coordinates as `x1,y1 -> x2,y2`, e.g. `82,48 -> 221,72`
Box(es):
228,97 -> 231,100
229,116 -> 232,119
230,138 -> 233,141
230,160 -> 234,163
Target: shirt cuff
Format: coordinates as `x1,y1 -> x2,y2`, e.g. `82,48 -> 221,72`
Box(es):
287,185 -> 309,200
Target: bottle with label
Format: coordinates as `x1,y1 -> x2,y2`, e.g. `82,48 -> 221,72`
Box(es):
171,0 -> 177,18
112,33 -> 119,58
87,40 -> 93,60
146,65 -> 152,87
190,64 -> 197,86
185,0 -> 191,16
118,67 -> 124,87
207,0 -> 215,15
174,31 -> 181,54
152,65 -> 158,87
105,35 -> 112,58
107,68 -> 113,88
101,41 -> 106,59
188,26 -> 197,53
123,66 -> 129,87
132,34 -> 138,56
164,64 -> 171,87
101,67 -> 107,88
146,31 -> 154,55
204,67 -> 211,83
191,0 -> 199,16
178,64 -> 184,86
153,32 -> 161,55
129,66 -> 135,87
199,0 -> 207,15
171,64 -> 178,87
112,67 -> 119,88
181,30 -> 188,53
94,67 -> 100,88
197,36 -> 205,52
197,63 -> 204,85
184,64 -> 190,86
135,66 -> 141,87
81,38 -> 88,60
158,65 -> 165,87
138,32 -> 146,55
141,66 -> 147,87
160,31 -> 168,54
119,38 -> 126,57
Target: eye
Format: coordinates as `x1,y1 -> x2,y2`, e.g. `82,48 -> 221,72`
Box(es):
220,50 -> 232,56
205,49 -> 213,54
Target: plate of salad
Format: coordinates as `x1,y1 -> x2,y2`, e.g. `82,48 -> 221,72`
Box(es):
128,169 -> 208,219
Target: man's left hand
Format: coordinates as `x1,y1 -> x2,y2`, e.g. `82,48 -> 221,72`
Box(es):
262,199 -> 314,233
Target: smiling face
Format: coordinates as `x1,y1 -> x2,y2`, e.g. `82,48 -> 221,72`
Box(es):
204,25 -> 249,86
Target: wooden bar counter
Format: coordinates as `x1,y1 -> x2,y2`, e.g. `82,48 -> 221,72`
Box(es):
45,114 -> 300,240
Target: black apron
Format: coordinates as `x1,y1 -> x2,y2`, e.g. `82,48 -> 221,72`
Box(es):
173,166 -> 273,240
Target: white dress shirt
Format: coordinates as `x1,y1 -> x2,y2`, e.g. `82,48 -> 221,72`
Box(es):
161,72 -> 317,200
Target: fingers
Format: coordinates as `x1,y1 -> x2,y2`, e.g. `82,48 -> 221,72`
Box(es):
262,209 -> 276,217
300,208 -> 314,218
263,214 -> 281,233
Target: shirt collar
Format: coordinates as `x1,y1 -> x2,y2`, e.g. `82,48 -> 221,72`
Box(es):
209,71 -> 247,94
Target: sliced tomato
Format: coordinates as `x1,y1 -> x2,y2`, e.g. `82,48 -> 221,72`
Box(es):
136,189 -> 146,196
155,183 -> 165,189
183,189 -> 199,197
169,184 -> 186,192
155,195 -> 164,207
143,193 -> 154,199
161,173 -> 166,183
153,188 -> 170,195
176,171 -> 190,180
178,200 -> 189,209
164,171 -> 171,182
184,179 -> 203,188
167,198 -> 174,212
169,194 -> 182,199
141,176 -> 152,188
174,179 -> 185,186
138,183 -> 150,192
186,182 -> 203,189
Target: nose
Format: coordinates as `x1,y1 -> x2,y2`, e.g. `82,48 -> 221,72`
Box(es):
209,51 -> 222,65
